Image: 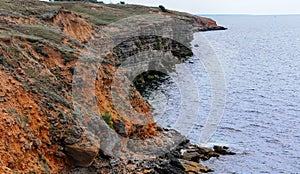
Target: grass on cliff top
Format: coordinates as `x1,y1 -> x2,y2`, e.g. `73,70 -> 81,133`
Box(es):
0,0 -> 60,17
1,0 -> 189,26
52,2 -> 160,25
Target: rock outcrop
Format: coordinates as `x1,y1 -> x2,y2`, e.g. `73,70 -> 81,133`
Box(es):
0,0 -> 228,173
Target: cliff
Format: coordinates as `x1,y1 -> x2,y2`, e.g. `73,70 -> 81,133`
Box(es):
0,0 -> 228,173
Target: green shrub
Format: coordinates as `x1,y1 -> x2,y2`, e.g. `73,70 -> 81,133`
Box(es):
102,110 -> 113,128
159,5 -> 167,12
161,39 -> 167,46
135,41 -> 142,49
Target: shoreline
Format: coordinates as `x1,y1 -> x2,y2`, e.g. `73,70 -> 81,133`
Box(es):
71,128 -> 235,173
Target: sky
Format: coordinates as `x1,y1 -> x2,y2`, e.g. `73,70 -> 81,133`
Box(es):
103,0 -> 300,15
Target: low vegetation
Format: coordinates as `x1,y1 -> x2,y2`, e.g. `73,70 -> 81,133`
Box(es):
102,110 -> 113,128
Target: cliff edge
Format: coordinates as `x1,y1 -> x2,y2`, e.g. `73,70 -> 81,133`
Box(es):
0,0 -> 228,173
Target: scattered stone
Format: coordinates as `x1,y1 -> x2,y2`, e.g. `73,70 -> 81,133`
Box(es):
55,151 -> 66,158
33,138 -> 42,149
5,119 -> 12,126
24,142 -> 33,150
59,119 -> 67,124
109,158 -> 120,167
58,145 -> 64,151
19,137 -> 27,143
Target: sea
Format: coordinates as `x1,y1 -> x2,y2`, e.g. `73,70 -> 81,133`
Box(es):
143,15 -> 300,173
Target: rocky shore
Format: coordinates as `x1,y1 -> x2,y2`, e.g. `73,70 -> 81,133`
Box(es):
70,129 -> 235,174
0,0 -> 229,173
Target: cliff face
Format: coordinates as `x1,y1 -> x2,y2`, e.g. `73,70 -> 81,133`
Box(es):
0,0 -> 226,173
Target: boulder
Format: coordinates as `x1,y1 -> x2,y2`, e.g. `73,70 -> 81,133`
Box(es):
64,135 -> 100,167
179,159 -> 213,173
181,145 -> 220,161
198,146 -> 220,159
213,145 -> 236,155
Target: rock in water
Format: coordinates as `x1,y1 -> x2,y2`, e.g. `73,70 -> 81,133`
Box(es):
181,145 -> 220,161
213,145 -> 236,155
